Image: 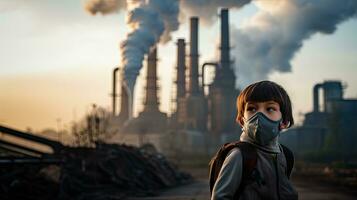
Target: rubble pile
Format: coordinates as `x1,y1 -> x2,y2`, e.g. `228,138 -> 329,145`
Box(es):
0,143 -> 192,200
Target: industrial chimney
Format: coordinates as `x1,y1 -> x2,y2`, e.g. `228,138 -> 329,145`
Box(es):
143,47 -> 159,112
173,38 -> 187,127
123,47 -> 167,134
117,80 -> 129,125
188,17 -> 201,95
180,17 -> 207,131
207,8 -> 238,134
220,8 -> 230,72
176,39 -> 186,100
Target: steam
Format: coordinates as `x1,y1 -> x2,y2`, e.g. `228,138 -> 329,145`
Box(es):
180,0 -> 357,86
120,0 -> 179,93
180,0 -> 252,25
84,0 -> 127,15
231,0 -> 357,86
84,0 -> 179,93
84,0 -> 357,91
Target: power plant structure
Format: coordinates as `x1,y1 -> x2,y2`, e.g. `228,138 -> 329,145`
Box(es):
111,8 -> 240,154
280,80 -> 357,158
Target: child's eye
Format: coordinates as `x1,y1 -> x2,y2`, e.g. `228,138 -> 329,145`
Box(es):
267,107 -> 276,112
247,106 -> 256,112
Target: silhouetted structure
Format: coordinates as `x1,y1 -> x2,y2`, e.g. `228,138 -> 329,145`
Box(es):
122,47 -> 167,134
113,8 -> 241,154
280,80 -> 357,158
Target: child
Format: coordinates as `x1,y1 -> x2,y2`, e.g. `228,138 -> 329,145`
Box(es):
210,80 -> 298,200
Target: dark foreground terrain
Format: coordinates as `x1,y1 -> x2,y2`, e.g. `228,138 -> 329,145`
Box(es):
127,168 -> 357,200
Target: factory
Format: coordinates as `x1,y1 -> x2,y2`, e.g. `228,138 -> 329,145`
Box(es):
110,8 -> 240,155
280,80 -> 357,159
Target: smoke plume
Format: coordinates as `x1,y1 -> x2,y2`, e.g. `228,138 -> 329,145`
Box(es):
231,0 -> 357,86
84,0 -> 127,15
180,0 -> 252,25
183,0 -> 357,86
84,0 -> 179,92
120,0 -> 179,93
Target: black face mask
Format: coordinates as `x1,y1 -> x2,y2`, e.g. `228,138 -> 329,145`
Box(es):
242,112 -> 282,146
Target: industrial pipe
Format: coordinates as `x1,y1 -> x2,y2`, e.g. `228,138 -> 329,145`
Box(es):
313,83 -> 322,112
0,125 -> 63,153
112,67 -> 120,116
201,62 -> 220,93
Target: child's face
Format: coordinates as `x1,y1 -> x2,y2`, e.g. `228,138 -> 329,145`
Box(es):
243,100 -> 285,128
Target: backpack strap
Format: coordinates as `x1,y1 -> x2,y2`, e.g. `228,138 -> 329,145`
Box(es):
280,144 -> 294,179
208,141 -> 258,198
234,141 -> 257,198
209,142 -> 241,193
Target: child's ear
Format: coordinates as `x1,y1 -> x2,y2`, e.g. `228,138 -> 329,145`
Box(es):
280,121 -> 289,130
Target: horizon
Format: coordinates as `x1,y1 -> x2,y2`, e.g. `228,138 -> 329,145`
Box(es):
1,0 -> 357,132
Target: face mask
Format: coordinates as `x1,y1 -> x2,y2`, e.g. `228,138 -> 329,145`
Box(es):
242,112 -> 282,146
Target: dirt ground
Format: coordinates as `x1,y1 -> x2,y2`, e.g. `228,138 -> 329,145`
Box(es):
127,168 -> 357,200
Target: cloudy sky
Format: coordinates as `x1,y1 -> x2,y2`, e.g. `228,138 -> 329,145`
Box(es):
1,0 -> 357,132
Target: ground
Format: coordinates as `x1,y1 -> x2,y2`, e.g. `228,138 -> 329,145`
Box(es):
127,168 -> 357,200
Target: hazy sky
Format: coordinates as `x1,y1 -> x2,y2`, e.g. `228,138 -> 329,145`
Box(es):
1,0 -> 357,131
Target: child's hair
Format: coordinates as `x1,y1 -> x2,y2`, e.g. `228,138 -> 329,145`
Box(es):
236,80 -> 294,128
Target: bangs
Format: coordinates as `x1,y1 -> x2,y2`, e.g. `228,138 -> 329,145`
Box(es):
243,82 -> 284,105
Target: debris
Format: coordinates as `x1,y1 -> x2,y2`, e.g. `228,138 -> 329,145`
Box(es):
0,142 -> 192,200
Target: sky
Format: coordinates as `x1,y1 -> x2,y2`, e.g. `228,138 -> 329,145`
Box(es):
0,0 -> 357,132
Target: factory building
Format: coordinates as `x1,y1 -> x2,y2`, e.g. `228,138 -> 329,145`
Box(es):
111,8 -> 241,154
280,80 -> 357,158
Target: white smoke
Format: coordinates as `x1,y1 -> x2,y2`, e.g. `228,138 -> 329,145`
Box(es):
180,0 -> 252,25
84,0 -> 179,92
181,0 -> 357,87
84,0 -> 127,15
120,0 -> 179,92
84,0 -> 357,90
232,0 -> 357,86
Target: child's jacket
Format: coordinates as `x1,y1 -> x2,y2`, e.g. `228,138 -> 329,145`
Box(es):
211,132 -> 298,200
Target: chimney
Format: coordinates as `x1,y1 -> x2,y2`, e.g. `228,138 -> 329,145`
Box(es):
176,39 -> 186,99
188,17 -> 200,95
143,47 -> 159,112
220,8 -> 230,71
118,83 -> 129,121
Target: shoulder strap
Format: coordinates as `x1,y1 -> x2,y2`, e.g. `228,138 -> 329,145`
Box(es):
209,142 -> 241,194
280,144 -> 294,179
209,141 -> 258,198
234,141 -> 257,198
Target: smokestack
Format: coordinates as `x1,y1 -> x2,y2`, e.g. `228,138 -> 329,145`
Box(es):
188,17 -> 200,95
220,8 -> 230,71
117,68 -> 132,124
313,83 -> 322,112
143,47 -> 159,112
176,39 -> 186,99
119,83 -> 129,121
